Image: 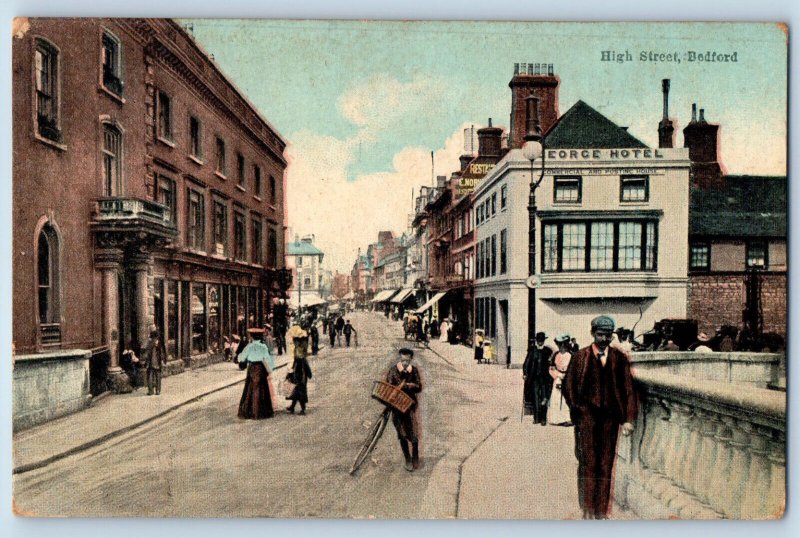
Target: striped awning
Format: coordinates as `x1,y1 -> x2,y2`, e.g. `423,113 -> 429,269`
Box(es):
389,288 -> 415,304
414,291 -> 447,314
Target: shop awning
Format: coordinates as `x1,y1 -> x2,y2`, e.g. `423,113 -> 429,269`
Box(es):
414,291 -> 447,314
371,289 -> 396,303
390,288 -> 415,304
289,291 -> 327,308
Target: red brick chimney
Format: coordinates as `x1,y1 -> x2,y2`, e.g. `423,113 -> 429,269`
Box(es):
683,103 -> 723,188
477,118 -> 503,158
658,79 -> 675,148
508,63 -> 559,149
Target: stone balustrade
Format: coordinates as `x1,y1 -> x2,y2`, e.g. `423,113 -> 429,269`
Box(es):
615,369 -> 785,519
629,351 -> 783,388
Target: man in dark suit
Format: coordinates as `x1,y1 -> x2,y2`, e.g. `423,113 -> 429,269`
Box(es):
523,332 -> 553,424
562,315 -> 638,520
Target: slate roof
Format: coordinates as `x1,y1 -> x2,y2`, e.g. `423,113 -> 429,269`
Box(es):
690,176 -> 787,237
544,100 -> 648,149
287,241 -> 324,256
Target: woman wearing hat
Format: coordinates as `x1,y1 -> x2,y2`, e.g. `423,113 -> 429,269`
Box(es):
286,320 -> 313,415
237,327 -> 276,420
547,334 -> 573,426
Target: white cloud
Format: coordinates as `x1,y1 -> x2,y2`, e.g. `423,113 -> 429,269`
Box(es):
285,123 -> 469,274
337,73 -> 449,143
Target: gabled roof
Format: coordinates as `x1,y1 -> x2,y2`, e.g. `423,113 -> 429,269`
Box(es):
545,100 -> 648,149
287,241 -> 324,256
690,175 -> 787,237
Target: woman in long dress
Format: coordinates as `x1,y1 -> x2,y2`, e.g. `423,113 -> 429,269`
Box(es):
439,319 -> 449,343
548,334 -> 573,426
238,328 -> 276,419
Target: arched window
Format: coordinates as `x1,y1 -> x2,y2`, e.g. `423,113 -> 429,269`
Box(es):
37,223 -> 61,336
102,122 -> 123,196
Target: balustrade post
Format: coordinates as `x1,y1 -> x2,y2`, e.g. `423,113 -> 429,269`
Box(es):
692,410 -> 720,506
706,418 -> 733,516
719,416 -> 750,518
740,423 -> 773,519
765,433 -> 786,518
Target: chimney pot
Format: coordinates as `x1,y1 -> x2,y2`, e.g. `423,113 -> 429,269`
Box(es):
699,108 -> 706,122
488,118 -> 493,127
691,103 -> 697,122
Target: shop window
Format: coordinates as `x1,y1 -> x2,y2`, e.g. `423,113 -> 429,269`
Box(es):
208,285 -> 221,354
191,283 -> 207,354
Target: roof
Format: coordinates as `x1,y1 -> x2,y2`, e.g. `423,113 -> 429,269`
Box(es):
545,100 -> 648,149
690,175 -> 787,237
287,241 -> 324,256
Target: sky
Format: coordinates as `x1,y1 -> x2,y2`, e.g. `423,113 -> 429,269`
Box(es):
185,20 -> 787,273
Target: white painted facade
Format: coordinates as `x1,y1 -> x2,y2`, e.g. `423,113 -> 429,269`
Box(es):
474,147 -> 690,364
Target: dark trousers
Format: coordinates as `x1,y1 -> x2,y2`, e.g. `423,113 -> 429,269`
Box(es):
345,334 -> 351,346
329,333 -> 336,346
574,410 -> 620,518
147,368 -> 162,395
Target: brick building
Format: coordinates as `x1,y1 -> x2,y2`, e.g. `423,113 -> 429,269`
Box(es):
13,18 -> 288,427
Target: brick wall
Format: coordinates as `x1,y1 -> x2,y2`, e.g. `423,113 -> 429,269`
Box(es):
688,273 -> 787,336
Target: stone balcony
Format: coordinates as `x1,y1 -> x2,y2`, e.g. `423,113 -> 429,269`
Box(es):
91,197 -> 178,248
615,351 -> 786,519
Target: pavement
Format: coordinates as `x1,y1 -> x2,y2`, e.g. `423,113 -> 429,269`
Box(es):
12,356 -> 290,475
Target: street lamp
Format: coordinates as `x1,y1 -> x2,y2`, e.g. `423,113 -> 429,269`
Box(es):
522,93 -> 545,345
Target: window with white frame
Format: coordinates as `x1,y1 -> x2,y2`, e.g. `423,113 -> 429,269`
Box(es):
156,175 -> 176,224
746,241 -> 767,269
186,188 -> 205,250
554,176 -> 582,203
500,184 -> 508,209
620,176 -> 649,202
543,219 -> 657,272
216,137 -> 227,175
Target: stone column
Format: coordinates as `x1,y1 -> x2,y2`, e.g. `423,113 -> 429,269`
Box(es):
131,254 -> 153,350
95,247 -> 131,393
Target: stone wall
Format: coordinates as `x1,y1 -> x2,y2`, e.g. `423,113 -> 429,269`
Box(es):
614,361 -> 786,519
13,350 -> 92,431
688,273 -> 787,336
631,351 -> 783,388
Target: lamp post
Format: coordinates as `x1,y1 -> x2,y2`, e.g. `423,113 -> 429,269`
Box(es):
521,93 -> 546,345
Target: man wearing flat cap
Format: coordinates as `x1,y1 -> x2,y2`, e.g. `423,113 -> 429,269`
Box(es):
523,331 -> 553,425
562,315 -> 638,519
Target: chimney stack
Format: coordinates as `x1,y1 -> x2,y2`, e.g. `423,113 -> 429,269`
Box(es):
658,78 -> 675,148
508,63 -> 559,149
477,118 -> 503,158
683,105 -> 722,189
525,94 -> 542,141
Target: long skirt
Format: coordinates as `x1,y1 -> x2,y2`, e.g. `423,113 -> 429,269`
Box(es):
289,380 -> 308,404
238,362 -> 274,419
547,383 -> 572,425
